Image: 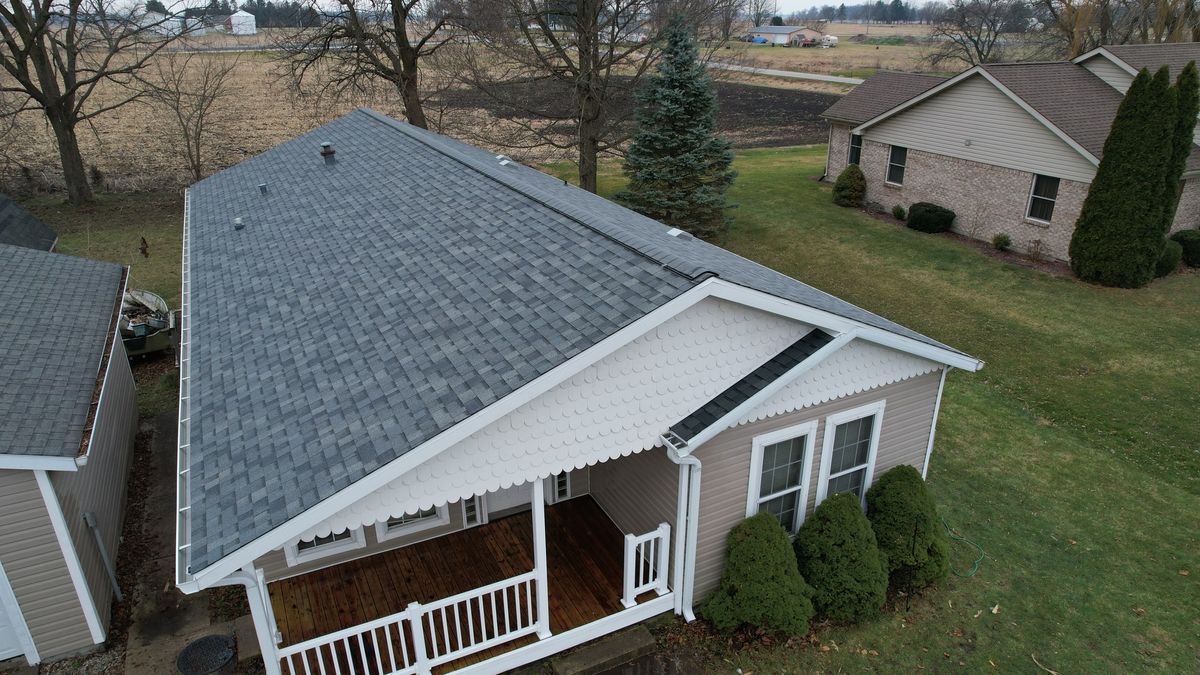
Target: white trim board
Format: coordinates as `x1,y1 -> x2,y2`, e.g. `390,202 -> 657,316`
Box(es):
179,277 -> 979,591
0,454 -> 79,471
815,400 -> 887,508
1072,47 -> 1139,76
0,561 -> 39,665
34,470 -> 105,644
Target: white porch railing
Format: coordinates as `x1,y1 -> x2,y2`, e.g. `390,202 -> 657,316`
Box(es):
622,523 -> 671,608
277,571 -> 540,675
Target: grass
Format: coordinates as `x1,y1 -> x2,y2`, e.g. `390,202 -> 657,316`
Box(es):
548,146 -> 1200,672
32,145 -> 1200,672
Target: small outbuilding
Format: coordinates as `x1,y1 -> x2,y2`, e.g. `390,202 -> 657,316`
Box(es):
748,25 -> 823,46
226,9 -> 256,36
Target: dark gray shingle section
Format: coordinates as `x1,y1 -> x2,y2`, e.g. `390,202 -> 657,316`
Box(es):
821,71 -> 946,124
671,329 -> 834,441
185,109 -> 970,572
0,193 -> 57,251
0,244 -> 123,457
1103,43 -> 1200,78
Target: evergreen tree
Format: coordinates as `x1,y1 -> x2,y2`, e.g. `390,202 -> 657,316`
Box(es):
1069,67 -> 1177,287
837,3 -> 847,20
770,15 -> 784,25
793,493 -> 888,623
146,0 -> 168,14
617,17 -> 736,241
1163,61 -> 1199,230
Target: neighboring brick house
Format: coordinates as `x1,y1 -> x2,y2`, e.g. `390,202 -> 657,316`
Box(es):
821,44 -> 1200,262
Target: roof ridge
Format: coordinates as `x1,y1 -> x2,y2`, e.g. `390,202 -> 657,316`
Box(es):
352,108 -> 705,283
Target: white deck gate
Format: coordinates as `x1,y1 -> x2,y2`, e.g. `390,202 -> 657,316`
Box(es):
621,523 -> 671,608
276,571 -> 539,675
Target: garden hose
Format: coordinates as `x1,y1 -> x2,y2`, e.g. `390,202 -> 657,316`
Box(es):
941,515 -> 985,577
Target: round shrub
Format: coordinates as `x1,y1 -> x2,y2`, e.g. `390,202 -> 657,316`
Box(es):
1156,239 -> 1183,277
905,202 -> 956,233
793,492 -> 888,623
1171,229 -> 1200,267
832,164 -> 866,207
992,232 -> 1012,251
892,204 -> 907,221
865,465 -> 949,591
702,512 -> 815,635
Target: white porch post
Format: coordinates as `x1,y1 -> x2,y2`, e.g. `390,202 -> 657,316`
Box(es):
531,479 -> 552,639
227,566 -> 281,675
671,462 -> 688,616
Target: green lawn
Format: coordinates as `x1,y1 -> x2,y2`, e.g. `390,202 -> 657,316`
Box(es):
31,146 -> 1199,672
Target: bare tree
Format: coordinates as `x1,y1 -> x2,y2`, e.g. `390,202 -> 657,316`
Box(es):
925,0 -> 1019,67
747,0 -> 778,26
455,0 -> 726,193
280,0 -> 456,129
0,0 -> 188,204
143,53 -> 240,183
716,0 -> 747,39
1036,0 -> 1198,57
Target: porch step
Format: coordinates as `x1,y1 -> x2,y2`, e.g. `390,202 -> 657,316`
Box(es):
550,626 -> 657,675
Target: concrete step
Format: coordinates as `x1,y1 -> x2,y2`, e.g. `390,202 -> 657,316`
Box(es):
550,626 -> 657,675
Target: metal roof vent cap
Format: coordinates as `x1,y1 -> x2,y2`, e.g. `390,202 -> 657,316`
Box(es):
233,217 -> 244,231
320,142 -> 336,165
257,183 -> 268,195
667,228 -> 693,241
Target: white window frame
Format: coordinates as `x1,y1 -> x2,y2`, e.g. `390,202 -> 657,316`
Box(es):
816,400 -> 886,508
284,526 -> 366,567
848,133 -> 863,165
547,472 -> 572,504
462,494 -> 488,528
885,145 -> 907,186
374,505 -> 450,542
1025,174 -> 1060,223
745,420 -> 818,534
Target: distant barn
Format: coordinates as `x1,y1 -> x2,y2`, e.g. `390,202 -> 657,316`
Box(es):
227,9 -> 256,35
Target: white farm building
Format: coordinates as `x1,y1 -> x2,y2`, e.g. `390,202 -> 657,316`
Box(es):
228,9 -> 256,35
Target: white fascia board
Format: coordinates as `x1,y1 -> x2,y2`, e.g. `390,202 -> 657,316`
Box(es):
851,67 -> 1100,168
678,329 -> 858,456
706,280 -> 983,371
180,279 -> 720,591
1073,47 -> 1139,76
0,454 -> 79,471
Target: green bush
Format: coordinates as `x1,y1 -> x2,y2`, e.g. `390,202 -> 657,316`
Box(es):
892,204 -> 907,220
865,465 -> 950,591
832,164 -> 866,207
1156,239 -> 1183,277
1171,229 -> 1200,267
793,493 -> 888,623
906,202 -> 956,233
702,512 -> 815,635
992,233 -> 1012,251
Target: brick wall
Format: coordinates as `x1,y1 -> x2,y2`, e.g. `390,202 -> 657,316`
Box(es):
1172,178 -> 1199,234
826,123 -> 852,179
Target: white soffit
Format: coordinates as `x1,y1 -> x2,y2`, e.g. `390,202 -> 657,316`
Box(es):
298,298 -> 811,540
737,339 -> 940,426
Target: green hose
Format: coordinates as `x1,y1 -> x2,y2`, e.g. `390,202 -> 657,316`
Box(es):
941,515 -> 985,577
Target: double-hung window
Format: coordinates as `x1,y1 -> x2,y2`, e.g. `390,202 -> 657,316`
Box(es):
375,506 -> 449,542
747,421 -> 817,534
1026,174 -> 1060,222
886,146 -> 907,185
285,526 -> 366,566
848,133 -> 863,165
818,401 -> 886,506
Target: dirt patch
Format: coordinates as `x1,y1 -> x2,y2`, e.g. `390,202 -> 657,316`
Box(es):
713,81 -> 840,148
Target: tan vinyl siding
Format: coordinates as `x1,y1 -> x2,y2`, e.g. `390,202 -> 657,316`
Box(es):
50,340 -> 137,635
1079,55 -> 1134,93
590,450 -> 679,539
866,74 -> 1098,183
0,470 -> 91,661
691,370 -> 943,599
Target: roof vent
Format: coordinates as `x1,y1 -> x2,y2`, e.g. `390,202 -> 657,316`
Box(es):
257,183 -> 268,195
320,142 -> 336,165
667,228 -> 693,241
233,217 -> 244,231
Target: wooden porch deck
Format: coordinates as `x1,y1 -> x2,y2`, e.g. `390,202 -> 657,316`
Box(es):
268,496 -> 636,672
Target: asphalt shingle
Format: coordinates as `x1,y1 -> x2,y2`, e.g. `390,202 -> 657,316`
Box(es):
0,243 -> 123,457
0,193 -> 57,251
820,71 -> 946,124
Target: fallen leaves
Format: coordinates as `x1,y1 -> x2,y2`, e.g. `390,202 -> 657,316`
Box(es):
1132,607 -> 1147,617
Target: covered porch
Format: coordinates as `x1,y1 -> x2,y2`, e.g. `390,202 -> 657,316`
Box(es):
264,481 -> 676,675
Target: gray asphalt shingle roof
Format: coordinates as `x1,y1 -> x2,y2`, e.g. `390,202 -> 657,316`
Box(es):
820,71 -> 946,124
184,108 -> 968,572
1103,43 -> 1200,78
750,25 -> 811,34
0,243 -> 123,457
0,193 -> 57,251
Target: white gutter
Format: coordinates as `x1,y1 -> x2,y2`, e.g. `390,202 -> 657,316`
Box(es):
666,448 -> 701,622
176,189 -> 194,588
77,266 -> 130,468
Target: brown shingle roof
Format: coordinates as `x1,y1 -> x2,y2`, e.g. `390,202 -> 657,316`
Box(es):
820,71 -> 945,124
1103,43 -> 1200,78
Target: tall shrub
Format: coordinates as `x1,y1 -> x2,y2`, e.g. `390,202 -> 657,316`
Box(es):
832,163 -> 866,207
1163,61 -> 1199,228
1069,67 -> 1178,287
702,513 -> 815,635
617,17 -> 735,241
793,493 -> 888,623
865,465 -> 950,591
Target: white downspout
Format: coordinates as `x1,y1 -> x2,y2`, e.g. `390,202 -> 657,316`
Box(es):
922,367 -> 950,480
670,462 -> 688,616
213,567 -> 281,675
667,448 -> 701,622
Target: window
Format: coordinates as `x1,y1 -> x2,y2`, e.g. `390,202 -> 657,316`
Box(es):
554,472 -> 571,502
1027,174 -> 1060,222
848,133 -> 863,165
462,495 -> 486,527
285,526 -> 365,566
374,506 -> 449,542
746,421 -> 817,534
886,145 -> 907,185
817,401 -> 886,507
